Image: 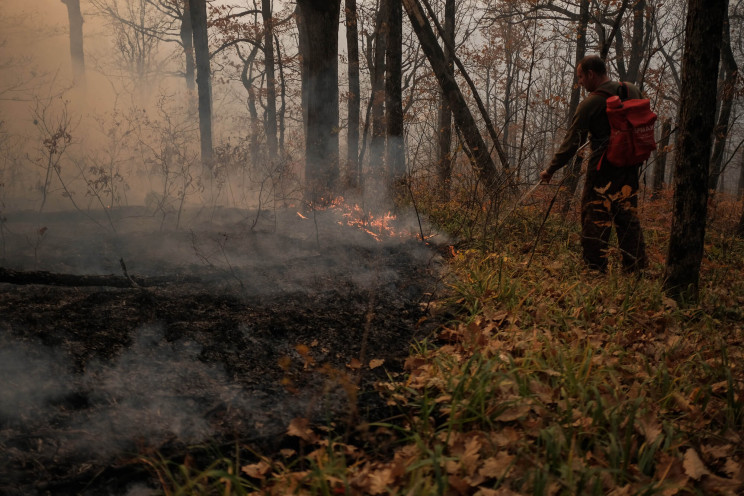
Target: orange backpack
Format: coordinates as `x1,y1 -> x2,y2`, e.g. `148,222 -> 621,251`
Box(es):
593,83 -> 658,169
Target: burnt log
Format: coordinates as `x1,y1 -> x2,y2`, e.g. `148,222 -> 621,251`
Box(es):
0,267 -> 197,288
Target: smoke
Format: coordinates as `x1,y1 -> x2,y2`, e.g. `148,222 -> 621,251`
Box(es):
0,324 -> 272,463
0,340 -> 74,422
68,325 -> 230,456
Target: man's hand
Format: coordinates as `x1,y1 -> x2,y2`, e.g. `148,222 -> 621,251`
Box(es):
539,169 -> 553,183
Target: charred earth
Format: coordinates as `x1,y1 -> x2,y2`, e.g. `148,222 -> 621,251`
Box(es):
0,206 -> 444,495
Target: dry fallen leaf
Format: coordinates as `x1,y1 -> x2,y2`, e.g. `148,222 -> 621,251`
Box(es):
478,451 -> 515,479
367,467 -> 394,495
636,411 -> 663,445
495,404 -> 531,422
682,448 -> 710,480
347,358 -> 363,369
241,460 -> 271,479
287,417 -> 317,443
475,488 -> 522,496
295,344 -> 310,356
369,358 -> 384,369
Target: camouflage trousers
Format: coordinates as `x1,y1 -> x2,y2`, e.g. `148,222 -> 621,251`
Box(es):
580,164 -> 647,272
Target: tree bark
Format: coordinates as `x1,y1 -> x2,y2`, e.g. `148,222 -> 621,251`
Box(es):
385,0 -> 405,182
262,0 -> 278,158
663,0 -> 727,302
370,0 -> 389,173
275,34 -> 287,154
345,0 -> 361,187
61,0 -> 86,86
403,0 -> 500,191
738,151 -> 744,201
189,0 -> 213,170
708,9 -> 737,192
560,0 -> 589,214
436,0 -> 455,196
296,0 -> 342,203
627,0 -> 646,84
652,118 -> 672,197
180,0 -> 195,90
239,45 -> 262,162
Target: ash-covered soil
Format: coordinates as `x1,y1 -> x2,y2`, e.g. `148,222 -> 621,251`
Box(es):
0,206 -> 445,495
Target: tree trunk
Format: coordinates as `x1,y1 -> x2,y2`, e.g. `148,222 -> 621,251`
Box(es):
370,0 -> 389,173
560,0 -> 589,214
180,0 -> 195,91
502,32 -> 515,164
262,0 -> 278,159
345,0 -> 361,187
189,0 -> 213,170
738,151 -> 744,236
403,0 -> 499,191
296,0 -> 342,203
738,151 -> 744,201
61,0 -> 86,86
239,45 -> 262,161
598,0 -> 630,61
652,118 -> 672,197
275,34 -> 287,154
663,0 -> 727,302
626,0 -> 646,84
708,9 -> 737,192
385,0 -> 405,182
436,0 -> 454,196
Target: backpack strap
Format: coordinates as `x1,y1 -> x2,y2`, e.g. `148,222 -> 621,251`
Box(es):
618,81 -> 629,101
591,82 -> 628,100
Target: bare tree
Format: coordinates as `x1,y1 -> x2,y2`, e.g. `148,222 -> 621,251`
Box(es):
296,0 -> 342,203
345,0 -> 361,187
403,0 -> 500,191
262,0 -> 278,159
664,0 -> 727,302
652,117 -> 672,196
436,0 -> 454,197
61,0 -> 86,86
708,8 -> 739,192
189,0 -> 212,170
370,0 -> 389,173
386,0 -> 405,183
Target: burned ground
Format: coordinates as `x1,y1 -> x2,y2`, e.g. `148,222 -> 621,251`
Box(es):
0,207 -> 444,495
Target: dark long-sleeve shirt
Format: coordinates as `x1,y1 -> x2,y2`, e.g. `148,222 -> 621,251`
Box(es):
546,80 -> 641,175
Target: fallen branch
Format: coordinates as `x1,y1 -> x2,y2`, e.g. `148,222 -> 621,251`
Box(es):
0,266 -> 198,288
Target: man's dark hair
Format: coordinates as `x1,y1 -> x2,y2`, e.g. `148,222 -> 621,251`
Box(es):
578,55 -> 607,76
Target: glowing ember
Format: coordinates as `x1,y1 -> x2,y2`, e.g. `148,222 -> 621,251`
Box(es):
297,197 -> 415,242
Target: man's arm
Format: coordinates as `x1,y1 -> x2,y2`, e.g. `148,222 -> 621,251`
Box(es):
541,103 -> 589,183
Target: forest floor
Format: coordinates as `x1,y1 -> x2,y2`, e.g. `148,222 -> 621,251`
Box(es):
0,205 -> 445,495
221,188 -> 744,496
1,189 -> 744,496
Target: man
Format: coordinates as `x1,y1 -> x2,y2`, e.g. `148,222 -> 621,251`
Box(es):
540,55 -> 646,273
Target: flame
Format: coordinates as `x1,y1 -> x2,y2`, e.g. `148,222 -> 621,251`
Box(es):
296,196 -> 415,242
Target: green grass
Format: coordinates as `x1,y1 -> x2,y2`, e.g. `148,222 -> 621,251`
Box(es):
141,190 -> 744,495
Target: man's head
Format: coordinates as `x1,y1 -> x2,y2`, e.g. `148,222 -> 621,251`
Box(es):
577,55 -> 609,92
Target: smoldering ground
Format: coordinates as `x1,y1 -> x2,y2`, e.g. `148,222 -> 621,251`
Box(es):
0,204 -> 444,495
